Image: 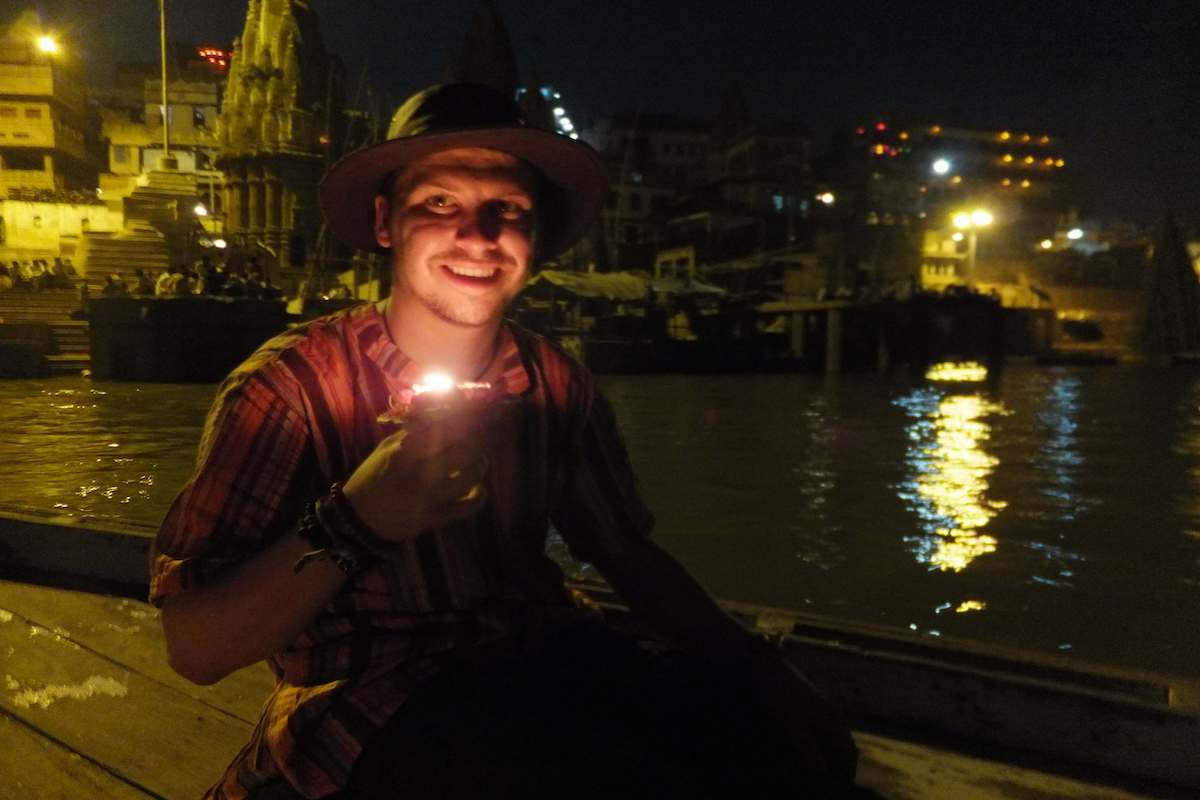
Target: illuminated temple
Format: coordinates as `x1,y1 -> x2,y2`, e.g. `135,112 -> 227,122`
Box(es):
217,0 -> 343,277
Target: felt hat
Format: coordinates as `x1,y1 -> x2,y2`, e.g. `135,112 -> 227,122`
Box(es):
318,83 -> 607,258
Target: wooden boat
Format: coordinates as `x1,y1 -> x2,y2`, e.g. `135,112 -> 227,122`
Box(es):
0,508 -> 1196,798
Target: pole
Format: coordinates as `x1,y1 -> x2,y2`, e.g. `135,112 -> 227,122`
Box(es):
967,229 -> 977,286
159,0 -> 171,160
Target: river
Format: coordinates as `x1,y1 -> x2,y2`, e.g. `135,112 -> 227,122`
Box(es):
1,363 -> 1197,677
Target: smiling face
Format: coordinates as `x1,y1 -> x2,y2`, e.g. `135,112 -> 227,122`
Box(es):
374,148 -> 538,330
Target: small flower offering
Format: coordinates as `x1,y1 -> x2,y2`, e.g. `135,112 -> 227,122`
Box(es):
377,372 -> 504,426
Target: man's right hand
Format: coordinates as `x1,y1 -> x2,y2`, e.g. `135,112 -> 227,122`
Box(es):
342,405 -> 502,543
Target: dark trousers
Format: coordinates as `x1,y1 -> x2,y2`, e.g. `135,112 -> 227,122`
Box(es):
346,622 -> 840,799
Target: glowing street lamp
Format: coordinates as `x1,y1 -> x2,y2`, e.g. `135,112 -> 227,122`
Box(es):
1040,239 -> 1053,250
932,158 -> 952,176
193,203 -> 208,217
950,208 -> 993,285
36,35 -> 59,55
1067,227 -> 1084,240
817,192 -> 835,206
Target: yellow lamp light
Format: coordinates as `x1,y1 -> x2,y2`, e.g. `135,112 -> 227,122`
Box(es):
36,35 -> 59,55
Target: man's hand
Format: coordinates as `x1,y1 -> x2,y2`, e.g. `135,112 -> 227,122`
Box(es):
342,404 -> 504,543
745,643 -> 859,785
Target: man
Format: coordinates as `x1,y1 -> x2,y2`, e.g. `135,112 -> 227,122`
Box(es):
153,83 -> 856,799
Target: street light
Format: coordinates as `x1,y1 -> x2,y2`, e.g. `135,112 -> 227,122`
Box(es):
951,208 -> 993,285
1066,227 -> 1084,240
36,35 -> 59,55
932,158 -> 951,176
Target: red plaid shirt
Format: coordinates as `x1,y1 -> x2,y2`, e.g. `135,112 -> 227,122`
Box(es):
151,303 -> 654,799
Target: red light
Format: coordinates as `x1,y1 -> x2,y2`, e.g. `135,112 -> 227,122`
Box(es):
856,127 -> 865,135
875,122 -> 886,131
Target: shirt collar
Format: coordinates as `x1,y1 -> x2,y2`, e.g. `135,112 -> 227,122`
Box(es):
361,302 -> 532,398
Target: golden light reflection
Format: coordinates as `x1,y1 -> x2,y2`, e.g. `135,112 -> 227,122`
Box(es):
925,361 -> 988,383
919,395 -> 1005,570
899,379 -> 1008,573
956,600 -> 987,613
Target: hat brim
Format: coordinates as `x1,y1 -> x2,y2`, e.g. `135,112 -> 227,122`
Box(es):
318,127 -> 607,259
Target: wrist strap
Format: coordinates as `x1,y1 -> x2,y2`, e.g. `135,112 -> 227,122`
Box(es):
293,485 -> 382,576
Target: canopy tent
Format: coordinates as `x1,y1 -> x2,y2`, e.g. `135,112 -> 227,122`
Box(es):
524,270 -> 648,301
525,270 -> 726,301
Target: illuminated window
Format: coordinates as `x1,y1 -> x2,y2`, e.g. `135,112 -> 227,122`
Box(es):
1020,179 -> 1031,188
930,125 -> 942,135
1039,136 -> 1050,144
873,144 -> 886,155
1020,133 -> 1031,142
950,175 -> 963,184
1023,155 -> 1034,164
1001,178 -> 1011,186
1055,159 -> 1065,167
1043,157 -> 1054,166
899,131 -> 909,140
1002,154 -> 1013,163
999,131 -> 1011,140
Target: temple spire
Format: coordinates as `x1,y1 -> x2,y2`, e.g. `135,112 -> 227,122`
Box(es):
444,0 -> 517,97
1141,212 -> 1200,355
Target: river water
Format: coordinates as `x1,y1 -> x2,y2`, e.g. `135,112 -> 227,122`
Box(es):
1,364 -> 1197,677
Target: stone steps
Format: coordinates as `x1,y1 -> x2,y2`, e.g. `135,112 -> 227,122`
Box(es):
79,225 -> 170,289
45,352 -> 89,376
0,292 -> 91,373
0,289 -> 82,323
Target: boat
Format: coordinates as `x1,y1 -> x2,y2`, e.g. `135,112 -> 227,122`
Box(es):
0,507 -> 1195,797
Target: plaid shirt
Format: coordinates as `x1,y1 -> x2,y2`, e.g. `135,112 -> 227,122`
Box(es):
151,302 -> 654,799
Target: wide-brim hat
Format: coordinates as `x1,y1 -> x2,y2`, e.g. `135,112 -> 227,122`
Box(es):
319,83 -> 607,259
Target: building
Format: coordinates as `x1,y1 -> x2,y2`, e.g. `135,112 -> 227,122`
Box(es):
217,0 -> 344,281
588,113 -> 711,267
96,44 -> 228,218
826,117 -> 1072,294
0,17 -> 112,262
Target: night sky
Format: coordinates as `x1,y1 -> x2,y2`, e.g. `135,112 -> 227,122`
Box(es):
15,0 -> 1200,227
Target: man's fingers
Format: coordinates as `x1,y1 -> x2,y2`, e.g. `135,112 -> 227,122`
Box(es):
439,464 -> 487,503
439,483 -> 488,523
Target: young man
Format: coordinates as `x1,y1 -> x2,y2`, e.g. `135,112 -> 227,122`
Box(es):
153,83 -> 855,799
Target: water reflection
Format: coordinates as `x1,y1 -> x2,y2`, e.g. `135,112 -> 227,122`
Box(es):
897,363 -> 1009,572
1037,375 -> 1084,521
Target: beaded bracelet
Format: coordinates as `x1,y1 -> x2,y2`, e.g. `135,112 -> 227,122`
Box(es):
319,482 -> 397,559
293,499 -> 373,576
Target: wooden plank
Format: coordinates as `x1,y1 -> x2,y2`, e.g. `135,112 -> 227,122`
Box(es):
0,510 -> 152,588
0,711 -> 155,800
0,580 -> 273,724
579,583 -> 1200,793
855,732 -> 1152,800
0,601 -> 255,799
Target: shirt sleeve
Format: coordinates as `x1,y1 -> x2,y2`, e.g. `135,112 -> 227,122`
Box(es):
149,371 -> 312,606
551,383 -> 655,568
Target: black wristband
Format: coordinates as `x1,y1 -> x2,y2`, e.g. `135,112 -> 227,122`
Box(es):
293,496 -> 375,577
322,482 -> 396,558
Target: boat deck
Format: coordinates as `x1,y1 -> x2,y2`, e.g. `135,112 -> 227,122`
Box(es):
0,578 -> 1167,799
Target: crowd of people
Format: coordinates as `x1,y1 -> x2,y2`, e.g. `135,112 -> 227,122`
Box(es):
0,257 -> 78,292
101,256 -> 283,300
